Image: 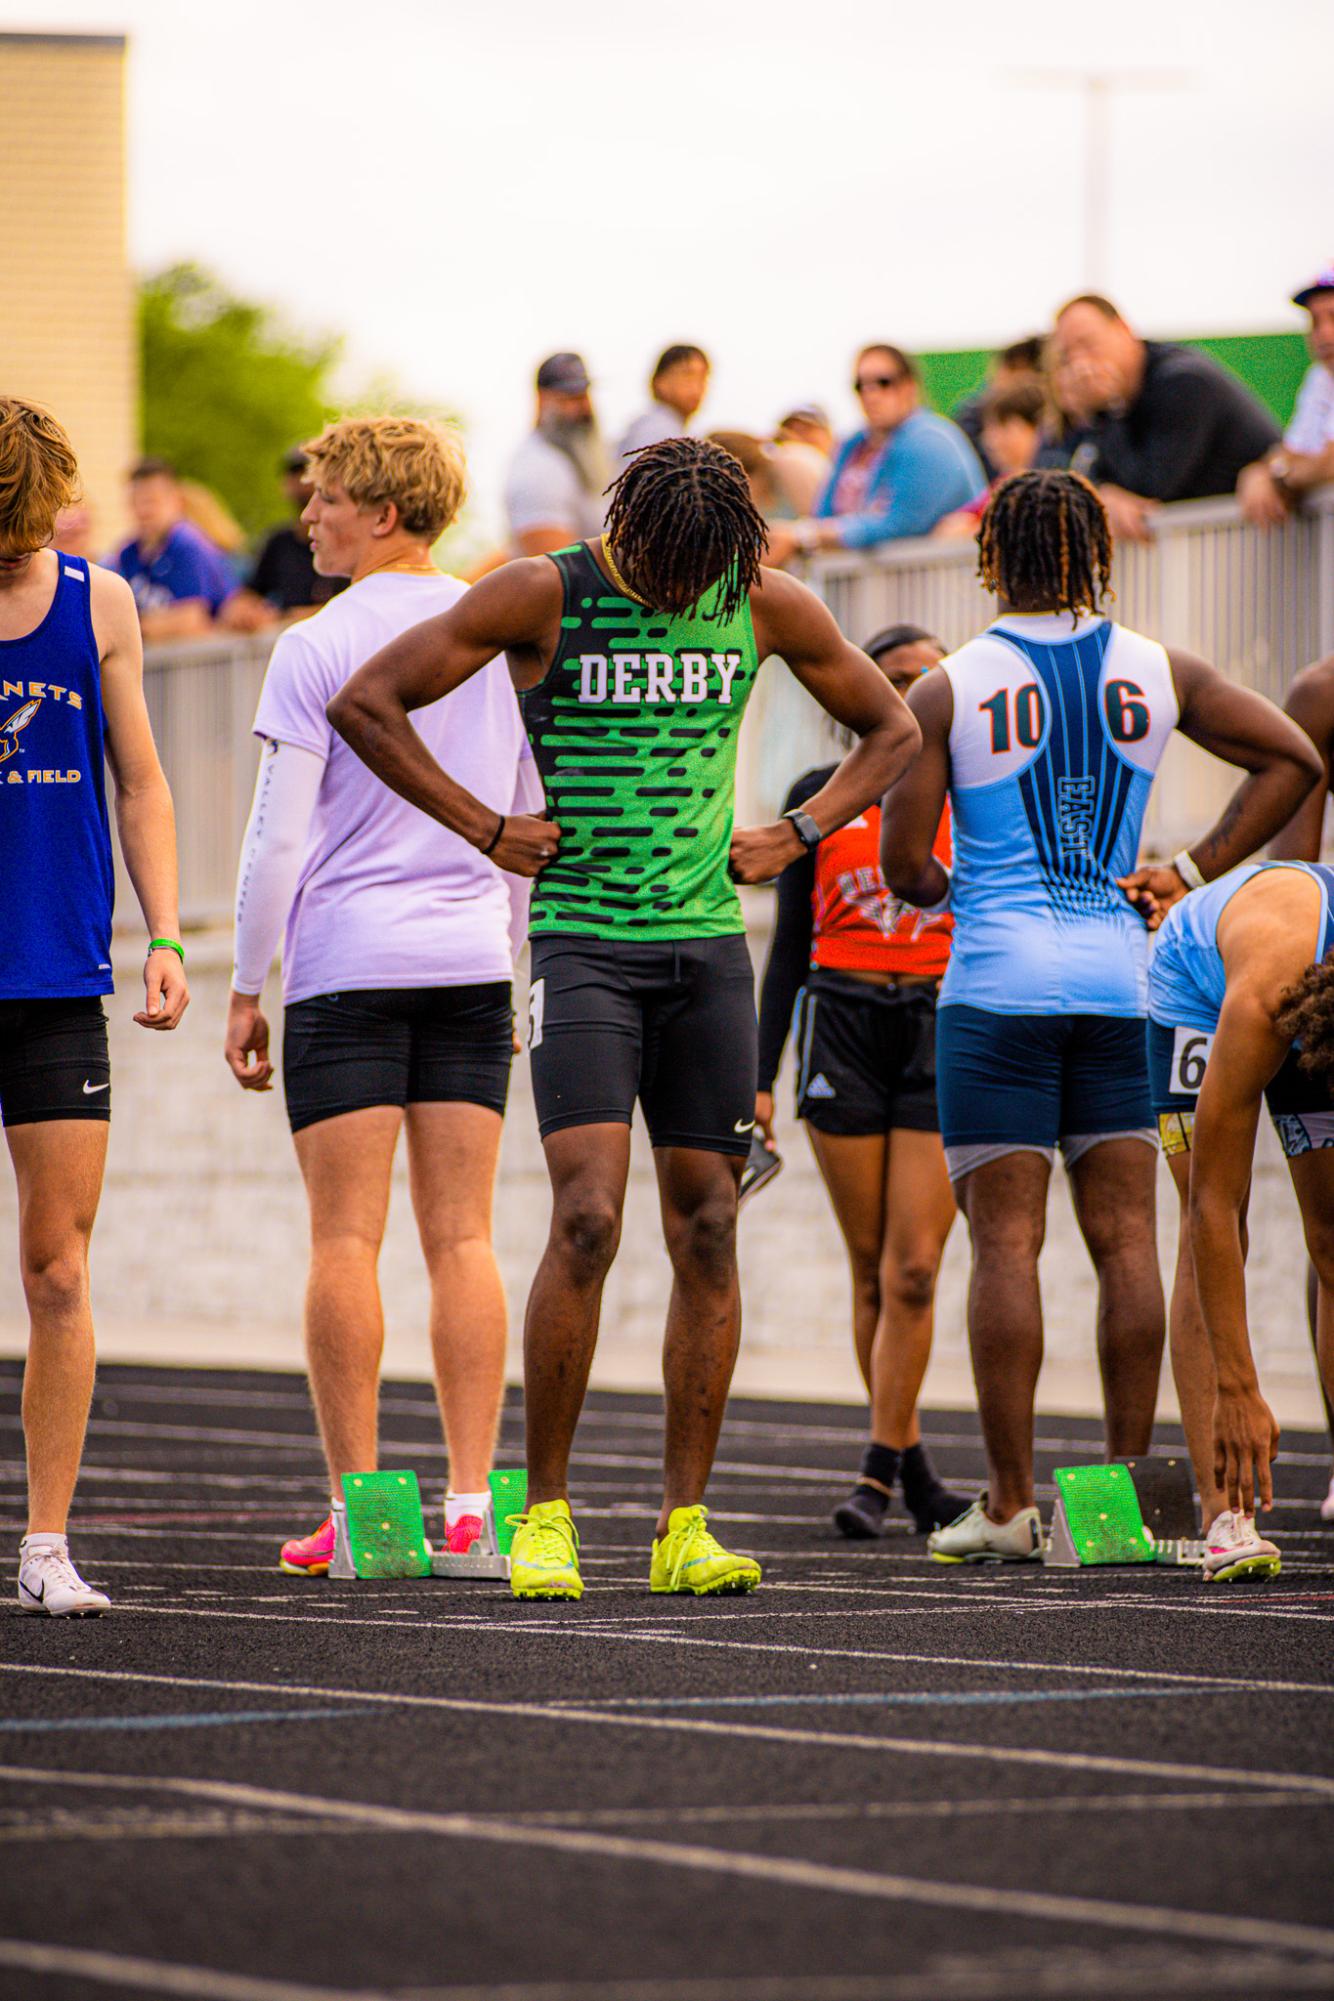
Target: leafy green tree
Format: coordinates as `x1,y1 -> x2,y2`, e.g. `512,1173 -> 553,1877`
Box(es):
139,264 -> 340,539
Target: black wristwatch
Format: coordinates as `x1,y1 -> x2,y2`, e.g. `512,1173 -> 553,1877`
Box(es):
783,808 -> 822,851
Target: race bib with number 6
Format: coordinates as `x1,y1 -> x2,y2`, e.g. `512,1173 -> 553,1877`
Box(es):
1170,1024 -> 1214,1097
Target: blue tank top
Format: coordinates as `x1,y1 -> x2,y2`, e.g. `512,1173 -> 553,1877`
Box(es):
0,555 -> 114,999
939,613 -> 1179,1016
1148,861 -> 1334,1032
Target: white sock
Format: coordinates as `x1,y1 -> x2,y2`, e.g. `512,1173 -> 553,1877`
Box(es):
21,1532 -> 67,1554
445,1490 -> 490,1528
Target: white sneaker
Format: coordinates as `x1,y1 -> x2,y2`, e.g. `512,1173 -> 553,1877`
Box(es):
1202,1510 -> 1281,1583
1320,1473 -> 1334,1523
928,1496 -> 1044,1564
18,1536 -> 110,1616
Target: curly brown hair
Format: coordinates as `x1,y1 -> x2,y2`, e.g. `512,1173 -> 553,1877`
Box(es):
0,398 -> 81,551
1275,955 -> 1334,1084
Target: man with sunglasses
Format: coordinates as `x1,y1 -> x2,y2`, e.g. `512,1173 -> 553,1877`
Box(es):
766,346 -> 984,565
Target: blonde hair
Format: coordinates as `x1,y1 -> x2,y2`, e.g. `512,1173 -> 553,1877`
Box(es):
179,478 -> 246,554
301,415 -> 466,541
0,398 -> 82,550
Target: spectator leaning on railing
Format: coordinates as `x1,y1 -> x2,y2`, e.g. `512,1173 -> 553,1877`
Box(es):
934,381 -> 1055,539
613,344 -> 710,473
951,335 -> 1045,479
112,458 -> 239,641
1050,295 -> 1281,543
764,345 -> 985,566
1237,264 -> 1334,527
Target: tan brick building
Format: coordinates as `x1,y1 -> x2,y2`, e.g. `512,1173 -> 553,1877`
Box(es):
0,32 -> 135,548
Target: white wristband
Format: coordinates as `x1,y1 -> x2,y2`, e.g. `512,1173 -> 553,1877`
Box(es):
1172,848 -> 1206,892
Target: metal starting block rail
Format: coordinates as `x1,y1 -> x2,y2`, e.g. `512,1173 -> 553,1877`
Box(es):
330,1467 -> 527,1582
1046,1457 -> 1205,1568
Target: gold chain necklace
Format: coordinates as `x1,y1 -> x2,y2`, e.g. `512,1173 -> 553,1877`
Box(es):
599,537 -> 650,607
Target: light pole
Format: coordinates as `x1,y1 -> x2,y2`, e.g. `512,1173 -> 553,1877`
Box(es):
1010,69 -> 1189,293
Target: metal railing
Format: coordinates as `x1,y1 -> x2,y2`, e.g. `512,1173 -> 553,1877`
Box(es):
127,493 -> 1334,928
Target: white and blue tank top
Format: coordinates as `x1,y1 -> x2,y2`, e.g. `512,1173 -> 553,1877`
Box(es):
939,612 -> 1178,1017
0,555 -> 113,999
1149,861 -> 1334,1033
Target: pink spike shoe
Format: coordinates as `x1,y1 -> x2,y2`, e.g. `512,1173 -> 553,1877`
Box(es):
280,1514 -> 337,1575
444,1513 -> 484,1555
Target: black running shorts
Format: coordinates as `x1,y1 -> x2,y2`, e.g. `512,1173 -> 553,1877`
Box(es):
282,983 -> 514,1136
793,972 -> 940,1137
527,933 -> 758,1155
0,997 -> 110,1127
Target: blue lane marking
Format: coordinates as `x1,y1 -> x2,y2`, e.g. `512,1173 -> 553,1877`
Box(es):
567,1688 -> 1185,1711
0,1707 -> 378,1735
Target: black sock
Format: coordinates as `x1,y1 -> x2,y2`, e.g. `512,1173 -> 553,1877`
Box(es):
899,1442 -> 940,1512
856,1442 -> 901,1499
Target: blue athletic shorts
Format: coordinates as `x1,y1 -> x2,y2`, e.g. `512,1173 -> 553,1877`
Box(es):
936,1005 -> 1153,1156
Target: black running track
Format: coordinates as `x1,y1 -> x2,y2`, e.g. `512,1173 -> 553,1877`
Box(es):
1,1362 -> 1333,2001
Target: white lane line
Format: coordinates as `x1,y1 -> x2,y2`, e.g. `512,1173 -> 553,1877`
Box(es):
1,1764 -> 1332,1961
33,1601 -> 1332,1699
3,1668 -> 1332,1799
0,1941 -> 381,2001
510,1787 -> 1331,1828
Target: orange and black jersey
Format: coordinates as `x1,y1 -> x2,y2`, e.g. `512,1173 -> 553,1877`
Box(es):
756,765 -> 953,1093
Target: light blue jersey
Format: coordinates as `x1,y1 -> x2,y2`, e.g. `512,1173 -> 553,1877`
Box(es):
939,612 -> 1179,1017
1148,861 -> 1334,1033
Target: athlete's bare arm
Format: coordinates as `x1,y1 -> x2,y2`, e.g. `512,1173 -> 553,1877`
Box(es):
732,568 -> 919,885
878,669 -> 953,907
1271,656 -> 1334,863
1189,873 -> 1320,1510
327,559 -> 562,880
1118,648 -> 1321,926
92,564 -> 188,1030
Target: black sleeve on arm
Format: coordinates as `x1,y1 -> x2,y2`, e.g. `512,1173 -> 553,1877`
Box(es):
756,768 -> 826,1093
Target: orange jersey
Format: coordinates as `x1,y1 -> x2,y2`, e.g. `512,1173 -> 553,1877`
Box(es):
811,800 -> 953,977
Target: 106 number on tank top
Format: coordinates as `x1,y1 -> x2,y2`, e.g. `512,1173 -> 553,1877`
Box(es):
978,678 -> 1149,754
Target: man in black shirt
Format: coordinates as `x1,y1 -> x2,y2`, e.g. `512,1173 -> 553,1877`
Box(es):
1051,295 -> 1280,542
250,450 -> 346,614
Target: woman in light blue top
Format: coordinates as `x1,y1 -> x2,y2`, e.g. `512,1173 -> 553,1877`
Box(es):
1147,860 -> 1334,1579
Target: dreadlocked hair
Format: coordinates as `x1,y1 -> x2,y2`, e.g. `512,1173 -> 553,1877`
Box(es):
978,469 -> 1114,617
1275,957 -> 1334,1087
603,435 -> 767,622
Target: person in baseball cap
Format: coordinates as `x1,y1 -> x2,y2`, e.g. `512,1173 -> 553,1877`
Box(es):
503,353 -> 609,556
1239,264 -> 1334,524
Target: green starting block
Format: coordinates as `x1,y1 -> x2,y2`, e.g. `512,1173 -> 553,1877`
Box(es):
430,1468 -> 527,1581
1046,1458 -> 1205,1567
329,1467 -> 526,1582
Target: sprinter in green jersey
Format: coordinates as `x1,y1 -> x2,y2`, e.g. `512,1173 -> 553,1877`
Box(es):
332,437 -> 919,1601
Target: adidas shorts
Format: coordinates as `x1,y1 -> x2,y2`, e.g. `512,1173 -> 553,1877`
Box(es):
792,971 -> 940,1137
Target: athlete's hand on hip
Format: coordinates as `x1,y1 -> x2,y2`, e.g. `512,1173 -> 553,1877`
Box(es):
225,990 -> 274,1091
490,813 -> 561,878
1117,863 -> 1189,930
730,821 -> 803,884
135,948 -> 189,1030
1213,1380 -> 1281,1516
754,1091 -> 777,1149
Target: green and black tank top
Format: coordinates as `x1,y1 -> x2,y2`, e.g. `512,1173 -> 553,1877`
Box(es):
521,542 -> 763,940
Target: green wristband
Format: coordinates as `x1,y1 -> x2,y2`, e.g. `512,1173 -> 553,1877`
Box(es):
147,938 -> 185,962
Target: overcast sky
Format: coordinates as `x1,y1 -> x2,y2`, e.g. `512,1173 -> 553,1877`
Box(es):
13,0 -> 1334,537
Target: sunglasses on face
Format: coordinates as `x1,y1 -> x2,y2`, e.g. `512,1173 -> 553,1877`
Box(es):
854,372 -> 906,393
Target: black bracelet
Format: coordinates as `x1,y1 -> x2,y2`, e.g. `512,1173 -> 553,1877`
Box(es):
480,813 -> 506,856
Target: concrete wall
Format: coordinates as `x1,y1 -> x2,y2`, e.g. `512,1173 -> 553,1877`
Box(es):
0,33 -> 135,545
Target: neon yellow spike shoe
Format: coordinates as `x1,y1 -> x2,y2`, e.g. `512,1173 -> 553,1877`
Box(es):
509,1498 -> 583,1601
650,1504 -> 762,1596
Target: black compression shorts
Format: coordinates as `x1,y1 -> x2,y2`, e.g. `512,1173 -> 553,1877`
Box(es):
527,933 -> 757,1155
282,983 -> 514,1135
0,998 -> 110,1127
793,971 -> 940,1137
